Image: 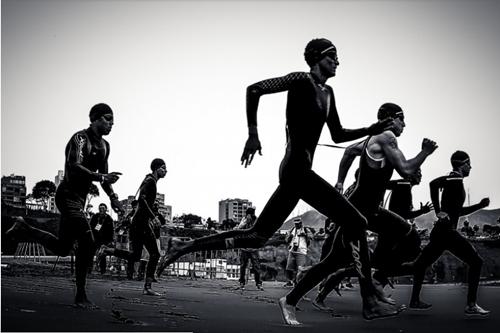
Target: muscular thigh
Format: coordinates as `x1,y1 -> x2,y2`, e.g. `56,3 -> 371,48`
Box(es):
55,188 -> 89,245
300,170 -> 364,226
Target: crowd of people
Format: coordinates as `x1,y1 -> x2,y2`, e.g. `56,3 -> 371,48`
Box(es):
5,37 -> 495,325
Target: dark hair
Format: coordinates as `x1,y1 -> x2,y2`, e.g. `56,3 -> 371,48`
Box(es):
98,203 -> 108,209
150,158 -> 166,172
89,103 -> 113,122
377,103 -> 403,120
304,38 -> 336,67
451,150 -> 470,168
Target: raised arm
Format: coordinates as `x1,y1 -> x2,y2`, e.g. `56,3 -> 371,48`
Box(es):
241,72 -> 308,167
97,141 -> 124,214
336,141 -> 364,193
380,132 -> 437,179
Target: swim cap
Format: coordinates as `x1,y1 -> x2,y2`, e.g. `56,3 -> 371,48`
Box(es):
451,150 -> 470,168
150,158 -> 166,172
377,103 -> 404,120
89,103 -> 113,122
304,38 -> 337,67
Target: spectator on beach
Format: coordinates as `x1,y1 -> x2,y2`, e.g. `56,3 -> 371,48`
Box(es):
235,207 -> 264,291
89,203 -> 114,274
284,217 -> 313,287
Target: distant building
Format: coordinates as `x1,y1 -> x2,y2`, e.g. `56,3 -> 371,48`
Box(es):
54,170 -> 64,188
218,198 -> 252,224
119,193 -> 172,222
1,174 -> 27,208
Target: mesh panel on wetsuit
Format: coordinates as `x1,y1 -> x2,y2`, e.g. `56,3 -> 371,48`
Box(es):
248,72 -> 309,94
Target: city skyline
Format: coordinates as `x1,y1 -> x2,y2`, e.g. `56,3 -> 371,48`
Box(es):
2,0 -> 500,221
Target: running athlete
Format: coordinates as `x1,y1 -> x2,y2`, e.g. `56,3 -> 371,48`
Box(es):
386,169 -> 433,221
281,103 -> 437,323
156,38 -> 399,321
99,158 -> 167,296
313,167 -> 433,312
409,151 -> 490,317
6,103 -> 124,308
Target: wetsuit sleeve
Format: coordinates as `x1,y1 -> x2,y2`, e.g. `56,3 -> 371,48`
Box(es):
246,72 -> 308,127
138,178 -> 157,219
460,201 -> 485,216
430,176 -> 446,214
406,207 -> 426,220
65,132 -> 102,181
99,140 -> 116,198
326,89 -> 370,143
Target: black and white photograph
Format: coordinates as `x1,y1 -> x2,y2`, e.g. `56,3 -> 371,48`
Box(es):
2,0 -> 500,332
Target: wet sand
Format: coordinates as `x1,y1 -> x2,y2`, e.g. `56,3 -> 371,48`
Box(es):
1,260 -> 499,332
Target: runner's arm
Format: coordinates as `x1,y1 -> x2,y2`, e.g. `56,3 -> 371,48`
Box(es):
326,90 -> 393,143
429,176 -> 445,215
336,141 -> 363,190
381,133 -> 437,178
242,72 -> 308,167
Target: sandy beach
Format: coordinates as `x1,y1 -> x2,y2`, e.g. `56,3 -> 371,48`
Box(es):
1,260 -> 499,333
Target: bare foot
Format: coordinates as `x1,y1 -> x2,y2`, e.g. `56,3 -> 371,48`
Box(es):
278,297 -> 301,325
373,280 -> 395,305
409,299 -> 432,310
362,295 -> 404,321
143,288 -> 161,296
312,298 -> 334,313
74,292 -> 99,310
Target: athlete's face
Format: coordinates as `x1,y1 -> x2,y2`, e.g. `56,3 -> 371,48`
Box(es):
392,115 -> 405,137
319,53 -> 339,78
156,165 -> 167,179
96,113 -> 114,136
460,160 -> 472,177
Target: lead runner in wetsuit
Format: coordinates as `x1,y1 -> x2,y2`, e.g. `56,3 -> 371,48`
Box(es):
282,103 -> 437,322
409,151 -> 490,316
6,103 -> 125,308
155,38 -> 398,322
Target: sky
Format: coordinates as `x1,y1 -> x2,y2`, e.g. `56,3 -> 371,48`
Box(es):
2,0 -> 500,221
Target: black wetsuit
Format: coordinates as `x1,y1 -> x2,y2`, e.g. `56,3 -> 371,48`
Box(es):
158,72 -> 376,284
115,174 -> 160,281
387,180 -> 426,220
21,127 -> 110,292
288,138 -> 420,304
411,172 -> 483,304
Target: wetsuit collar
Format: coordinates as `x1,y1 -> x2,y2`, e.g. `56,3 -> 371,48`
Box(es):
309,71 -> 327,86
86,126 -> 102,141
